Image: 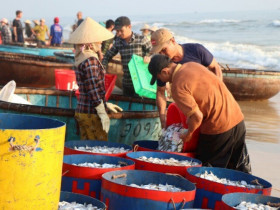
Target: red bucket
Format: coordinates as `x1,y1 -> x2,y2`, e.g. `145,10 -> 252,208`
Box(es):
166,103 -> 200,152
75,74 -> 116,101
55,69 -> 77,90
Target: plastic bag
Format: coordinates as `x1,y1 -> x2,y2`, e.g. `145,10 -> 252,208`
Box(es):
158,123 -> 188,152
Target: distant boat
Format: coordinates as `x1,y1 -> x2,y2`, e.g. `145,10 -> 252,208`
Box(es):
0,87 -> 161,144
0,51 -> 73,88
222,66 -> 280,100
0,43 -> 73,57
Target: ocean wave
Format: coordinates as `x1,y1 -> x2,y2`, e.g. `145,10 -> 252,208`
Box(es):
272,20 -> 280,27
198,19 -> 241,24
175,35 -> 280,70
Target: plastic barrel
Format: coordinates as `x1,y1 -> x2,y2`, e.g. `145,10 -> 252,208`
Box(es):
126,151 -> 201,176
185,167 -> 272,209
0,113 -> 66,210
61,154 -> 135,199
60,191 -> 106,209
133,140 -> 196,158
166,103 -> 200,152
221,193 -> 280,210
64,140 -> 132,157
101,170 -> 196,210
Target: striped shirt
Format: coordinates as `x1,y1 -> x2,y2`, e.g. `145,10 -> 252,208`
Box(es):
75,57 -> 106,114
102,32 -> 151,94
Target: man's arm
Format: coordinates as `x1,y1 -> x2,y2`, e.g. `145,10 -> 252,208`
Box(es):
208,58 -> 223,80
13,26 -> 17,41
102,42 -> 119,69
180,108 -> 203,142
156,86 -> 167,129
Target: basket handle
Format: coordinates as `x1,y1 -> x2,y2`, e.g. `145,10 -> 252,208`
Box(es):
133,144 -> 139,152
111,173 -> 127,180
118,161 -> 128,166
8,135 -> 40,154
62,170 -> 70,176
169,198 -> 186,210
165,173 -> 185,179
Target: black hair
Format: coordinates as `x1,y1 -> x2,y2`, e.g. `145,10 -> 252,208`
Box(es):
16,10 -> 22,16
106,19 -> 115,29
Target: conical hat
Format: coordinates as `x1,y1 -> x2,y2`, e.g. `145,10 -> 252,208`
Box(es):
68,17 -> 114,44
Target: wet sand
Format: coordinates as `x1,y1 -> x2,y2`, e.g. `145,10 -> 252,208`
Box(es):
239,93 -> 280,197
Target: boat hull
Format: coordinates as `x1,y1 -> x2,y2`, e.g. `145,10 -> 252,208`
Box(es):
0,52 -> 73,88
0,88 -> 161,145
223,68 -> 280,100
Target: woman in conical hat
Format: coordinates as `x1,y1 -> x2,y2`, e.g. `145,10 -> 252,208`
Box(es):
140,23 -> 151,38
68,17 -> 122,141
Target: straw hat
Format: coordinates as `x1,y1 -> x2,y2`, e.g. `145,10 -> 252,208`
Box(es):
0,18 -> 8,24
149,26 -> 158,32
68,17 -> 114,44
33,20 -> 39,25
24,20 -> 31,24
140,23 -> 150,31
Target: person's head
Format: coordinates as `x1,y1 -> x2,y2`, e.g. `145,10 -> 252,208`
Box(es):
140,24 -> 150,36
149,26 -> 158,35
114,16 -> 132,39
16,10 -> 22,18
151,28 -> 179,61
106,19 -> 115,31
148,54 -> 175,85
77,11 -> 82,20
24,20 -> 31,25
40,18 -> 45,26
33,20 -> 39,26
54,17 -> 59,24
1,18 -> 8,26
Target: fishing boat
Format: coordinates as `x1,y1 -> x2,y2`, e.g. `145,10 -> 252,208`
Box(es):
0,43 -> 73,57
0,51 -> 73,88
0,87 -> 161,145
222,67 -> 280,100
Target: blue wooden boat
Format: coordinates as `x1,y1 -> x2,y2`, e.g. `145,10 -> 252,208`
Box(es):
0,44 -> 73,57
0,87 -> 161,145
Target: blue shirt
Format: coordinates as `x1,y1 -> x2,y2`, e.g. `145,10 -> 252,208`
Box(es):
50,24 -> 63,45
157,43 -> 213,87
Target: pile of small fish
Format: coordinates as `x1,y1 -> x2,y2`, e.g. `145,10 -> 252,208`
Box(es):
58,201 -> 103,210
235,201 -> 278,210
72,162 -> 121,168
158,123 -> 188,152
137,156 -> 198,166
74,145 -> 130,154
195,171 -> 263,189
129,183 -> 184,192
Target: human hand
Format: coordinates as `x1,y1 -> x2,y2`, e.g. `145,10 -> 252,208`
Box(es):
107,102 -> 123,113
179,131 -> 192,143
143,56 -> 151,64
95,101 -> 110,133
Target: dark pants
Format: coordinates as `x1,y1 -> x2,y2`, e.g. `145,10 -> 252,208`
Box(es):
12,33 -> 24,43
197,120 -> 251,174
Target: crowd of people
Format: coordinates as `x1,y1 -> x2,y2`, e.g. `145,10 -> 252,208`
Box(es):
0,10 -> 63,46
0,10 -> 252,173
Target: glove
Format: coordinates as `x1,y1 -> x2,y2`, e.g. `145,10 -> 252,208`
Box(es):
95,101 -> 110,133
107,103 -> 123,113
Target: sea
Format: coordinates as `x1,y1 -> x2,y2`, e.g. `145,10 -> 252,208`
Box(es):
48,10 -> 280,195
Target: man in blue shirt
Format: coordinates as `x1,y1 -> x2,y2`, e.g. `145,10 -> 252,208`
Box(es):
150,28 -> 222,128
50,17 -> 63,46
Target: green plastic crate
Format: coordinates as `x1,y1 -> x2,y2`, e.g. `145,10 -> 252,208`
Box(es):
128,54 -> 157,99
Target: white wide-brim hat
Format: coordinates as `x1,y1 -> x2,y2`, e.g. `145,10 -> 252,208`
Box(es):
140,23 -> 150,31
1,18 -> 8,24
68,17 -> 114,44
24,19 -> 31,24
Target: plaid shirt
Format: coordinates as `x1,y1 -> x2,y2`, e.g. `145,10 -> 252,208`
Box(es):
75,57 -> 106,114
102,32 -> 151,93
1,25 -> 12,44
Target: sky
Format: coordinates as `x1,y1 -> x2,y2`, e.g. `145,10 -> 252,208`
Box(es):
1,0 -> 280,20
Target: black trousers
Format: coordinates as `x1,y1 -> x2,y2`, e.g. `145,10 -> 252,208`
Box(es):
197,120 -> 251,174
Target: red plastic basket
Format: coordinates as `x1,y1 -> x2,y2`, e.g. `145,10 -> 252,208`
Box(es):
55,69 -> 77,90
166,103 -> 200,152
75,74 -> 117,101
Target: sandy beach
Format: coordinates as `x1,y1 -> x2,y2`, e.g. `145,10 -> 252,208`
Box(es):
239,92 -> 280,197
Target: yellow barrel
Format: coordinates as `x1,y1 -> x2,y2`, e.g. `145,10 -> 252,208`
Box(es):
0,113 -> 66,210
